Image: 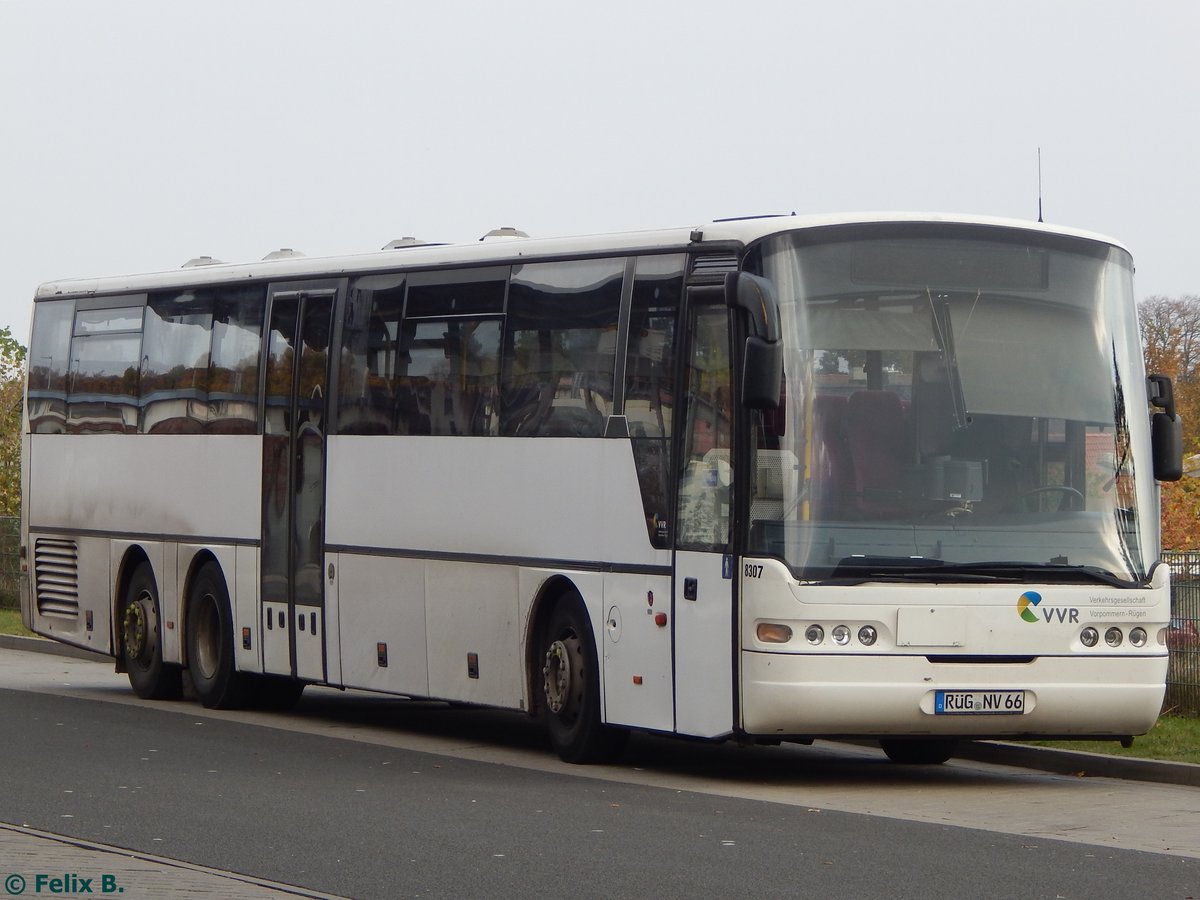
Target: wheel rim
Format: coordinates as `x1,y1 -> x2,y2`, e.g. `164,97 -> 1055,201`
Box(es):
193,594 -> 221,681
542,634 -> 584,721
122,593 -> 153,669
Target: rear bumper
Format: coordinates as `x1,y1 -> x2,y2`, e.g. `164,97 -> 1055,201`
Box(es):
741,651 -> 1166,737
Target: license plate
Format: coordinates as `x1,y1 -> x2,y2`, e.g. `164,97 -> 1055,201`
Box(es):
935,689 -> 1026,715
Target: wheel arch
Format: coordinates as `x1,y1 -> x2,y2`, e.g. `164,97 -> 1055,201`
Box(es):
113,545 -> 153,670
178,549 -> 224,669
523,574 -> 589,718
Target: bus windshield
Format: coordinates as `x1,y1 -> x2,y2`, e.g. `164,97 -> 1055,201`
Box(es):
748,224 -> 1154,585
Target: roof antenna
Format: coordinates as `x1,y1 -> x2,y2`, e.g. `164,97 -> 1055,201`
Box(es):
1037,147 -> 1044,223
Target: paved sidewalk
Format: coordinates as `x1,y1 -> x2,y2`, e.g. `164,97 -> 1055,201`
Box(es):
0,824 -> 344,899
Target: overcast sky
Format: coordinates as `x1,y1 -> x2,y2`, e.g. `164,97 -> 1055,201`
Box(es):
2,0 -> 1197,340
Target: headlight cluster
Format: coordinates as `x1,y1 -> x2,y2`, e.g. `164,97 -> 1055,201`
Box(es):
1079,625 -> 1148,648
756,622 -> 879,647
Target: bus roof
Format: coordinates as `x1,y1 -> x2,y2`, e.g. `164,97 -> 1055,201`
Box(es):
33,211 -> 1129,301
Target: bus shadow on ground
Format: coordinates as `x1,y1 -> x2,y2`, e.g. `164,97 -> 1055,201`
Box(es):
287,687 -> 1026,789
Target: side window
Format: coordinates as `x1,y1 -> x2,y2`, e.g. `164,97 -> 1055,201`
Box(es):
337,274 -> 404,435
677,306 -> 734,548
626,254 -> 683,547
208,287 -> 265,433
140,291 -> 213,433
396,318 -> 501,436
336,270 -> 506,436
397,270 -> 505,437
27,299 -> 75,434
67,302 -> 145,434
501,258 -> 624,437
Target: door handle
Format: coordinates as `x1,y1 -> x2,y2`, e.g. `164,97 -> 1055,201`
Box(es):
683,577 -> 698,601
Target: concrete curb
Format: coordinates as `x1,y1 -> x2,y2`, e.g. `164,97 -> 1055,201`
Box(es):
954,738 -> 1200,787
4,631 -> 1198,788
0,632 -> 108,662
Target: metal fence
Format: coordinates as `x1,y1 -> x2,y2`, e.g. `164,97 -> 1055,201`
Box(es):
0,516 -> 17,610
1165,550 -> 1200,716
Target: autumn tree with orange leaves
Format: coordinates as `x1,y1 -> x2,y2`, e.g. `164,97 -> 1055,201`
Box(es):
1139,295 -> 1200,549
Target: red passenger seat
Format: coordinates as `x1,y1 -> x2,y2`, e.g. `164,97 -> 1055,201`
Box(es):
845,390 -> 909,517
811,393 -> 851,518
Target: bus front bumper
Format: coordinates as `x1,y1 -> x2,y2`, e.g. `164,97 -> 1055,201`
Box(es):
740,651 -> 1167,738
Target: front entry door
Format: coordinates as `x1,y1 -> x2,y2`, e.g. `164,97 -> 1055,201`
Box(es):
261,284 -> 337,681
673,302 -> 736,738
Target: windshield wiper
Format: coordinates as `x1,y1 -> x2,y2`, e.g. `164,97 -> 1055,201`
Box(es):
824,557 -> 1135,587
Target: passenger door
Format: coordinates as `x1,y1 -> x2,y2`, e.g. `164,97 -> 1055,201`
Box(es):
672,301 -> 736,738
260,282 -> 338,682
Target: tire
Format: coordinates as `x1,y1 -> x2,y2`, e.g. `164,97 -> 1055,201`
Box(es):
537,595 -> 628,764
879,738 -> 958,765
186,562 -> 247,709
120,562 -> 183,700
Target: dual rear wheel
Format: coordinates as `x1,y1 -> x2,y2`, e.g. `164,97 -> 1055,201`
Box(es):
120,559 -> 303,711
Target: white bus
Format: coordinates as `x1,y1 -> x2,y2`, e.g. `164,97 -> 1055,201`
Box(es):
21,213 -> 1183,764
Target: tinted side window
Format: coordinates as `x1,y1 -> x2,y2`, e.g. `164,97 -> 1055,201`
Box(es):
67,302 -> 145,434
501,258 -> 624,437
337,270 -> 506,436
337,274 -> 404,435
208,286 -> 265,433
141,291 -> 213,433
626,254 -> 683,546
396,318 -> 501,436
27,299 -> 75,433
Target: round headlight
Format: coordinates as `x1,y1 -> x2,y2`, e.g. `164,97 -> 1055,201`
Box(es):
805,624 -> 825,645
1129,627 -> 1148,648
832,625 -> 851,646
858,625 -> 878,646
1080,626 -> 1099,648
1105,627 -> 1123,648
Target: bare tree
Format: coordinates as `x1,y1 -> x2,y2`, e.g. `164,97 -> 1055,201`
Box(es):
1139,295 -> 1200,381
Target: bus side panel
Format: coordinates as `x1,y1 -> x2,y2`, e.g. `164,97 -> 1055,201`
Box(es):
26,535 -> 114,655
27,434 -> 261,541
425,561 -> 520,707
335,553 -> 429,697
234,545 -> 262,675
601,571 -> 674,732
326,436 -> 657,567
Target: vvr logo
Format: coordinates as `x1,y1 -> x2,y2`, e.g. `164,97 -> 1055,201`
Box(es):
1017,591 -> 1042,623
1017,590 -> 1079,624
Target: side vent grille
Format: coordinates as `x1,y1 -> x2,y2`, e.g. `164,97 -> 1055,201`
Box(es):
689,253 -> 739,285
34,538 -> 80,617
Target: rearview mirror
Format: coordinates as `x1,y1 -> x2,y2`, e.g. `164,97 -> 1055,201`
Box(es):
725,272 -> 782,409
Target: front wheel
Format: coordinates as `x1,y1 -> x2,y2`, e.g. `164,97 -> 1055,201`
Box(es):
879,738 -> 958,765
121,562 -> 183,700
186,563 -> 247,709
537,596 -> 627,764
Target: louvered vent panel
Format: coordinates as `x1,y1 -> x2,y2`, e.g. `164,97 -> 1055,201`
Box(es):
34,538 -> 80,617
689,253 -> 739,285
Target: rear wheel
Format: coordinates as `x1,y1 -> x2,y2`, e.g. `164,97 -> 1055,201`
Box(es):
879,738 -> 958,765
121,562 -> 183,700
186,562 -> 247,709
537,596 -> 627,764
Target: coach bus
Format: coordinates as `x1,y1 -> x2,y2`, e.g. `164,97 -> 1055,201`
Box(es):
20,213 -> 1183,764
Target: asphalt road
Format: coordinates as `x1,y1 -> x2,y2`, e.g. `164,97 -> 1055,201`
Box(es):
0,648 -> 1196,899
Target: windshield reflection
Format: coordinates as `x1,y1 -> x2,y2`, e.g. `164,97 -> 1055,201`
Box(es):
748,226 -> 1149,585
